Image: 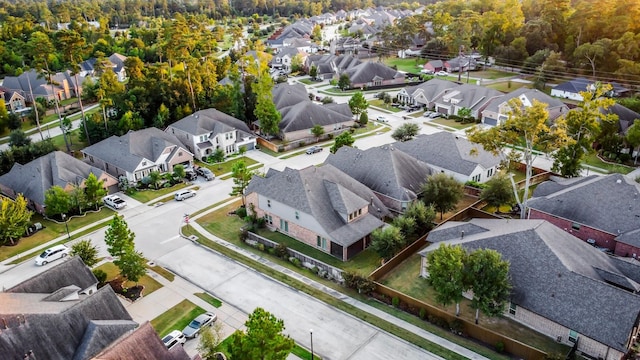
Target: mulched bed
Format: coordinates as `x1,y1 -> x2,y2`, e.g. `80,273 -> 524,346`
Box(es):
107,279 -> 144,301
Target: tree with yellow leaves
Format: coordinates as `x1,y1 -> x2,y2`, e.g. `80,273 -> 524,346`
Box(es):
0,195 -> 33,246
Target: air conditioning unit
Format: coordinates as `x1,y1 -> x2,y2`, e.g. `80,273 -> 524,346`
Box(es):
556,336 -> 562,343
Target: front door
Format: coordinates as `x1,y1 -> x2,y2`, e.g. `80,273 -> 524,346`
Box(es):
280,219 -> 289,233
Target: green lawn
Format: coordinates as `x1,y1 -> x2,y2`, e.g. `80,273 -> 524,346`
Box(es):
298,78 -> 314,85
194,292 -> 223,308
151,299 -> 205,338
383,57 -> 427,73
95,261 -> 163,296
485,81 -> 530,93
149,264 -> 175,281
583,153 -> 634,174
198,156 -> 259,176
369,99 -> 402,113
472,69 -> 518,79
292,344 -> 321,360
380,254 -> 570,355
428,117 -> 476,130
128,183 -> 190,203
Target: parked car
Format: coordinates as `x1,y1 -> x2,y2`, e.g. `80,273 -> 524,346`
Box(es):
423,111 -> 433,117
420,69 -> 434,74
196,167 -> 215,181
306,146 -> 323,155
436,71 -> 449,76
24,222 -> 44,237
35,245 -> 70,266
162,330 -> 186,350
103,194 -> 127,209
184,168 -> 197,181
182,312 -> 217,339
376,116 -> 388,123
174,189 -> 196,201
429,112 -> 441,118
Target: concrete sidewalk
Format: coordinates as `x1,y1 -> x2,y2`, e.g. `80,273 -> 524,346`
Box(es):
185,220 -> 490,360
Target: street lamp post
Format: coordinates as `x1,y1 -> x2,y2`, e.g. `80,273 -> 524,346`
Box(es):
61,213 -> 70,240
310,329 -> 314,360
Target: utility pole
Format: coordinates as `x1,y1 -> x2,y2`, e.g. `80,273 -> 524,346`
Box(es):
457,45 -> 464,83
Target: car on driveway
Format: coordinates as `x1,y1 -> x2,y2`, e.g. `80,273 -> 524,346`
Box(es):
35,244 -> 70,266
182,312 -> 217,339
103,194 -> 127,209
174,189 -> 196,201
306,146 -> 323,154
196,167 -> 215,181
429,112 -> 442,118
162,330 -> 186,350
376,116 -> 388,123
436,71 -> 449,76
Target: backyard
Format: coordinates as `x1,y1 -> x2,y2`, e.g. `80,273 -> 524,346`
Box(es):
382,57 -> 427,73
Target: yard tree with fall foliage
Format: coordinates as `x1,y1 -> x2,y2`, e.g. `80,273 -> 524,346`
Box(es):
467,98 -> 571,219
0,195 -> 32,246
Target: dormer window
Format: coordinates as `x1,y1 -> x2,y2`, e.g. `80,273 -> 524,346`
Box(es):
267,200 -> 271,207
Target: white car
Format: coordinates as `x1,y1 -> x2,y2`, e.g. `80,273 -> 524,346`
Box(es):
436,71 -> 449,76
35,245 -> 70,266
174,189 -> 196,201
162,330 -> 186,350
376,116 -> 388,123
103,195 -> 127,209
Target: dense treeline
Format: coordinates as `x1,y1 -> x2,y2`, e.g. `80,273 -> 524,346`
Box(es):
378,0 -> 640,88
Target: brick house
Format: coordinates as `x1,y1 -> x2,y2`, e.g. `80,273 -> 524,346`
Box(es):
245,164 -> 390,261
419,219 -> 640,360
527,174 -> 640,258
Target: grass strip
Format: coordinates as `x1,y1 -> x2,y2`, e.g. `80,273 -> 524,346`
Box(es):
190,197 -> 240,218
194,292 -> 223,308
151,299 -> 205,338
291,343 -> 321,360
149,265 -> 175,282
183,227 -> 471,360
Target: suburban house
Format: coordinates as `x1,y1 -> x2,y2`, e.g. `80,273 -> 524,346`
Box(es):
272,83 -> 354,142
245,165 -> 390,261
331,36 -> 361,55
0,257 -> 190,360
527,173 -> 640,258
551,78 -> 631,101
166,108 -> 256,161
108,53 -> 128,82
422,60 -> 446,74
266,20 -> 313,49
82,127 -> 193,185
0,151 -> 118,214
342,61 -> 405,89
271,47 -> 306,74
602,103 -> 640,136
444,56 -> 478,72
481,88 -> 569,126
282,38 -> 319,53
325,145 -> 433,214
394,132 -> 502,183
0,86 -> 27,114
431,84 -> 502,119
419,218 -> 640,360
1,69 -> 71,103
305,54 -> 361,80
395,78 -> 458,107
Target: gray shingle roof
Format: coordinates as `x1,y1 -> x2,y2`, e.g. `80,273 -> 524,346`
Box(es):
7,256 -> 97,294
604,103 -> 640,134
246,164 -> 389,247
421,218 -> 640,352
73,320 -> 138,360
325,145 -> 432,202
343,62 -> 403,85
169,108 -> 251,136
435,84 -> 502,111
528,174 -> 640,236
82,128 -> 189,173
92,322 -> 190,360
403,78 -> 458,104
394,132 -> 501,176
279,101 -> 354,133
0,151 -> 113,206
483,88 -> 568,120
272,83 -> 310,109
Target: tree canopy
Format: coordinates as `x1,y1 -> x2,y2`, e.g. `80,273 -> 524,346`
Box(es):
228,307 -> 294,360
0,195 -> 32,246
420,173 -> 464,220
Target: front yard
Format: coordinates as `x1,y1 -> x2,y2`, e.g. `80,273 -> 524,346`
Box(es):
151,299 -> 205,337
198,156 -> 260,176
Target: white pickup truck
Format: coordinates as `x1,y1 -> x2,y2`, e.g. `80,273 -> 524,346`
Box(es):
103,195 -> 127,209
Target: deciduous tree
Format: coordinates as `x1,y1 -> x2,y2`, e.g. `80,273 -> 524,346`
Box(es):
464,249 -> 511,324
0,195 -> 32,246
391,123 -> 420,142
348,91 -> 368,120
104,215 -> 135,261
311,124 -> 324,141
370,225 -> 404,260
467,98 -> 570,218
44,185 -> 72,218
404,201 -> 436,233
420,173 -> 464,220
330,131 -> 355,154
71,239 -> 99,267
118,248 -> 147,284
230,160 -> 253,206
228,307 -> 294,360
426,244 -> 467,316
480,174 -> 515,210
337,73 -> 350,91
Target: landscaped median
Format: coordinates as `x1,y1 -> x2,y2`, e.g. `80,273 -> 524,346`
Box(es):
94,261 -> 163,301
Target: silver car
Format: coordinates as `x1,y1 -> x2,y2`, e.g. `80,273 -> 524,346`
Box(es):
182,312 -> 217,338
162,330 -> 186,349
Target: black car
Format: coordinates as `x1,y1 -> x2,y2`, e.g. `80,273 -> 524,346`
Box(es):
306,146 -> 323,154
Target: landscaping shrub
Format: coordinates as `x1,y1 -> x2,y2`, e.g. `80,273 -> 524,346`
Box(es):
419,308 -> 426,319
495,341 -> 505,353
299,141 -> 306,147
235,207 -> 247,219
275,243 -> 288,259
392,297 -> 400,307
427,314 -> 449,329
465,180 -> 488,189
267,247 -> 276,256
93,269 -> 107,286
290,257 -> 302,267
239,228 -> 249,241
449,319 -> 463,334
327,133 -> 334,139
255,218 -> 266,228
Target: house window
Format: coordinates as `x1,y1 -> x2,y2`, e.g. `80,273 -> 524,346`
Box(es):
358,209 -> 362,216
487,168 -> 494,177
178,152 -> 183,157
280,219 -> 289,233
263,214 -> 273,225
106,164 -> 109,170
571,223 -> 581,230
349,213 -> 353,220
267,200 -> 271,207
472,174 -> 481,182
568,330 -> 578,343
295,211 -> 299,220
316,236 -> 327,249
509,302 -> 516,315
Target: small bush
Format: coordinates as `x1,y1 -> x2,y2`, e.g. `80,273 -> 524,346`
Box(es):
275,243 -> 288,259
93,269 -> 107,285
257,243 -> 265,252
235,207 -> 247,218
299,141 -> 306,147
290,257 -> 302,267
327,133 -> 334,139
449,319 -> 463,334
419,308 -> 426,319
392,297 -> 400,307
495,341 -> 505,353
267,247 -> 276,255
427,314 -> 449,329
239,228 -> 249,241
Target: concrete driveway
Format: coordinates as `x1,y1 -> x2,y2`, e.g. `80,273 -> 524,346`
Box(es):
156,243 -> 443,360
